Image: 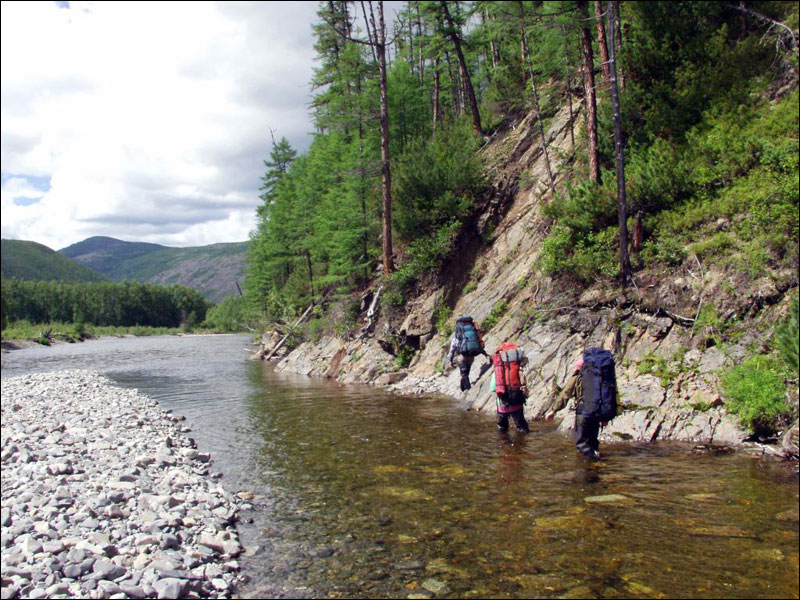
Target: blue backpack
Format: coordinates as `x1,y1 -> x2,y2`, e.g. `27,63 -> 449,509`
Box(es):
579,347 -> 618,421
455,316 -> 483,357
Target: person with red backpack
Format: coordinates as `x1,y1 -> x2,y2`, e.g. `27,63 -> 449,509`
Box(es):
545,347 -> 618,459
447,316 -> 489,391
490,342 -> 530,434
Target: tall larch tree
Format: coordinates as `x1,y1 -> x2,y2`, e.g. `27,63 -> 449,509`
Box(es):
578,0 -> 600,183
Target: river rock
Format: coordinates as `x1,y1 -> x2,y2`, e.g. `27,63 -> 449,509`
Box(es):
583,494 -> 634,504
0,370 -> 244,599
421,578 -> 450,595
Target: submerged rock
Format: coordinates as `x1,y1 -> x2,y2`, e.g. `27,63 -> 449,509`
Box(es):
583,494 -> 634,504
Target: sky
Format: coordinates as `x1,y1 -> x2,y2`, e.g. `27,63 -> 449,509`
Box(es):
1,1 -> 327,250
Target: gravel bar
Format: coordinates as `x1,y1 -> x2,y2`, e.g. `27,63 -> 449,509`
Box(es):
1,370 -> 246,599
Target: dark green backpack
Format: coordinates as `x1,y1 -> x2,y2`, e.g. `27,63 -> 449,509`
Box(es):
455,316 -> 482,357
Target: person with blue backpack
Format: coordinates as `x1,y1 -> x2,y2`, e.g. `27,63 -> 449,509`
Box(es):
544,347 -> 618,459
447,315 -> 489,391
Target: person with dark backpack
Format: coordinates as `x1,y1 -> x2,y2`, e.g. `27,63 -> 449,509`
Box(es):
544,347 -> 618,459
447,315 -> 488,391
490,342 -> 530,433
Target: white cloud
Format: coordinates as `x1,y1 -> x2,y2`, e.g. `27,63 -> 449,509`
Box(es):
1,0 -> 319,250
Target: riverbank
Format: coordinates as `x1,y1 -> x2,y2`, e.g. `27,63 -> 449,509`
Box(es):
0,331 -> 241,354
269,332 -> 799,463
1,370 -> 247,599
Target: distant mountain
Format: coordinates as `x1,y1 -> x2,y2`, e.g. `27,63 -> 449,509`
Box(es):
1,239 -> 107,283
58,236 -> 167,274
59,236 -> 248,303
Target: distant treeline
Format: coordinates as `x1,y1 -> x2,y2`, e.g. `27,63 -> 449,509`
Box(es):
1,278 -> 208,329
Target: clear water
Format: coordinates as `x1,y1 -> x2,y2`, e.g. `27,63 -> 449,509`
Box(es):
2,335 -> 798,598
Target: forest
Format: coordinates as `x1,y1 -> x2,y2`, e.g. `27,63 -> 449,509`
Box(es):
245,0 -> 798,330
0,279 -> 208,330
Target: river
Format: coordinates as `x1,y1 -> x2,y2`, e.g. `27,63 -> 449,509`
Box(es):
2,334 -> 798,599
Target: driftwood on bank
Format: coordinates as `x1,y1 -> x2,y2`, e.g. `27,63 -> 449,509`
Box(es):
356,285 -> 382,341
262,302 -> 315,361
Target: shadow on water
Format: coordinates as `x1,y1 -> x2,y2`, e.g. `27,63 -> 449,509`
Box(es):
2,335 -> 798,598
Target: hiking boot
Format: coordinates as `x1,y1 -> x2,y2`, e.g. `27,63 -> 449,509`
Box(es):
460,375 -> 471,391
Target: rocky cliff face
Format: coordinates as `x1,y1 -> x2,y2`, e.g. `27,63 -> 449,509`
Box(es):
267,104 -> 796,456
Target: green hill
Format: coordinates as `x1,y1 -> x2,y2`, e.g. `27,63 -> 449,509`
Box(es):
59,237 -> 248,303
1,239 -> 107,282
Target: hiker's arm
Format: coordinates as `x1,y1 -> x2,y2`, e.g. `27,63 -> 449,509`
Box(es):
545,374 -> 577,420
447,336 -> 458,365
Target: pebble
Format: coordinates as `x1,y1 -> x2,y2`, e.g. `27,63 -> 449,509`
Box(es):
1,370 -> 244,599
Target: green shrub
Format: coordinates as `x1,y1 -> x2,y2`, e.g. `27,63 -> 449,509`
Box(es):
386,220 -> 463,299
203,296 -> 259,333
637,352 -> 679,389
540,86 -> 798,284
71,320 -> 87,341
433,301 -> 453,336
396,344 -> 416,368
720,355 -> 791,436
482,300 -> 508,332
773,294 -> 799,376
393,120 -> 484,242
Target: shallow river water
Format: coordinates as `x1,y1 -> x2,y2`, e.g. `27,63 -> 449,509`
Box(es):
2,334 -> 798,599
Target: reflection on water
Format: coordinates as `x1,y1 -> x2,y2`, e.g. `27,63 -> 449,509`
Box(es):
2,335 -> 798,598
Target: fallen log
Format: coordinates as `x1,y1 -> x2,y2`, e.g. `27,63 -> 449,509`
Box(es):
263,302 -> 315,361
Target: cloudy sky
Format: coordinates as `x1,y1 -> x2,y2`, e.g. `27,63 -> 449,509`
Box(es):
1,1 -> 328,250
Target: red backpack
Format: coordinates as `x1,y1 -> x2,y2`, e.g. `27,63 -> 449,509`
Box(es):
493,342 -> 526,404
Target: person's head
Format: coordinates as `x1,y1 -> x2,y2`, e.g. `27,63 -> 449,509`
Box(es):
572,359 -> 584,374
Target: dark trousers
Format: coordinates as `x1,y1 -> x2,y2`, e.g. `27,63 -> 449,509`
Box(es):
497,409 -> 529,433
574,413 -> 600,456
456,354 -> 475,391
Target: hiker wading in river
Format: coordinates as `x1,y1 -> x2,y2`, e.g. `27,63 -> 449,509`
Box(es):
447,315 -> 489,391
545,348 -> 619,459
490,342 -> 530,434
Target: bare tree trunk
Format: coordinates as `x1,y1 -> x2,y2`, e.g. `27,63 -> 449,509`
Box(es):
613,0 -> 625,89
606,1 -> 632,286
376,2 -> 393,275
527,70 -> 556,199
518,3 -> 529,86
594,1 -> 611,85
416,2 -> 425,87
306,250 -> 315,296
433,57 -> 442,134
480,7 -> 491,82
579,1 -> 600,184
519,8 -> 556,198
445,50 -> 462,116
739,0 -> 748,38
488,9 -> 500,69
363,1 -> 394,275
441,1 -> 483,137
358,80 -> 369,281
562,27 -> 576,151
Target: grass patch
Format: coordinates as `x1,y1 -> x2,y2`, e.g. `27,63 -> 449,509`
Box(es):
720,354 -> 792,437
482,300 -> 508,332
